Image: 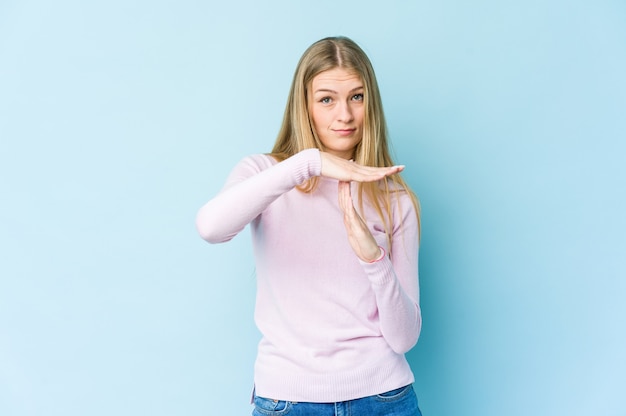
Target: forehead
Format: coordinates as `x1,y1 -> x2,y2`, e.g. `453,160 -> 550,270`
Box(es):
311,68 -> 363,89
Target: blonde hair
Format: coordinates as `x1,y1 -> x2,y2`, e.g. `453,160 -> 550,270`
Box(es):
271,36 -> 420,248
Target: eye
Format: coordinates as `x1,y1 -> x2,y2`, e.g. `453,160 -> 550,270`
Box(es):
352,93 -> 364,101
320,97 -> 332,104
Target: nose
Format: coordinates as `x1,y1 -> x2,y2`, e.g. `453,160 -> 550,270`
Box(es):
336,101 -> 354,123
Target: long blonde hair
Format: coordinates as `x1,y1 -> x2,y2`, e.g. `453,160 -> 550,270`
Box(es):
271,36 -> 420,247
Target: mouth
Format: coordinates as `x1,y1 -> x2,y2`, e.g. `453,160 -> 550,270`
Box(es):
332,128 -> 357,137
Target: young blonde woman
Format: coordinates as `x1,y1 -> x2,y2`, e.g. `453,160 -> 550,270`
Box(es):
197,36 -> 422,416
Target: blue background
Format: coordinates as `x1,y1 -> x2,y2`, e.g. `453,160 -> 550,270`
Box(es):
1,1 -> 625,415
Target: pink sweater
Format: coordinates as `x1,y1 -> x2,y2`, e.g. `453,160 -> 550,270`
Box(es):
196,148 -> 421,403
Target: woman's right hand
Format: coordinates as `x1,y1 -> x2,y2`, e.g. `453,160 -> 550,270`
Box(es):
320,151 -> 404,182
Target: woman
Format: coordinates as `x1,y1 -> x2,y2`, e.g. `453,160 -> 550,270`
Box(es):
196,36 -> 422,415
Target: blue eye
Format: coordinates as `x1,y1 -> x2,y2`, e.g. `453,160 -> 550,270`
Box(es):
352,93 -> 364,101
320,97 -> 332,104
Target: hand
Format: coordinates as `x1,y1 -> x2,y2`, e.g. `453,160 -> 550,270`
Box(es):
320,152 -> 404,183
338,181 -> 383,262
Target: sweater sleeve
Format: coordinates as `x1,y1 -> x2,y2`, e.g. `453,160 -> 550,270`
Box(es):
359,193 -> 421,354
196,148 -> 322,243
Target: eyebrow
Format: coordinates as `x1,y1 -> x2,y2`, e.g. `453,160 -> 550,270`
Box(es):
314,86 -> 364,94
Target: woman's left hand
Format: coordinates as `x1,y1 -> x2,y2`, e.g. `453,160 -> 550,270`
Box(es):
338,181 -> 383,262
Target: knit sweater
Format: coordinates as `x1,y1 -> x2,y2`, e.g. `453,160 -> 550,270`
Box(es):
196,148 -> 421,403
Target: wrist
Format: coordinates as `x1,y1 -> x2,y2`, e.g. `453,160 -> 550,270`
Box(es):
366,246 -> 386,263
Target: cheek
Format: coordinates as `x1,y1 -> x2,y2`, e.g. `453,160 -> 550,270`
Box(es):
309,107 -> 322,127
355,108 -> 365,126
312,110 -> 331,129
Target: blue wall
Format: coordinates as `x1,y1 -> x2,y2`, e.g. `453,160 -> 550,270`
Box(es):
1,1 -> 624,415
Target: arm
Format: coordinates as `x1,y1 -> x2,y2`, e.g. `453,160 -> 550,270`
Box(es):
196,149 -> 322,243
197,150 -> 405,244
339,183 -> 421,354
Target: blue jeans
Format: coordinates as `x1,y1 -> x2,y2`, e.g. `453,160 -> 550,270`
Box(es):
252,384 -> 422,415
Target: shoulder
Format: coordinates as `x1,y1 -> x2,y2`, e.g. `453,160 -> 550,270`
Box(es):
384,180 -> 420,230
228,153 -> 277,176
383,178 -> 417,203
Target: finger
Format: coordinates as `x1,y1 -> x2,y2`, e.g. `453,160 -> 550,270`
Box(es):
320,152 -> 405,182
338,181 -> 352,213
352,165 -> 405,182
339,184 -> 359,225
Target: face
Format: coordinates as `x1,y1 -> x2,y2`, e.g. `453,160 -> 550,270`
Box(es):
308,68 -> 365,159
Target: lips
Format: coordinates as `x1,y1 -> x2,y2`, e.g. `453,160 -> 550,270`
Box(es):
332,128 -> 356,137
